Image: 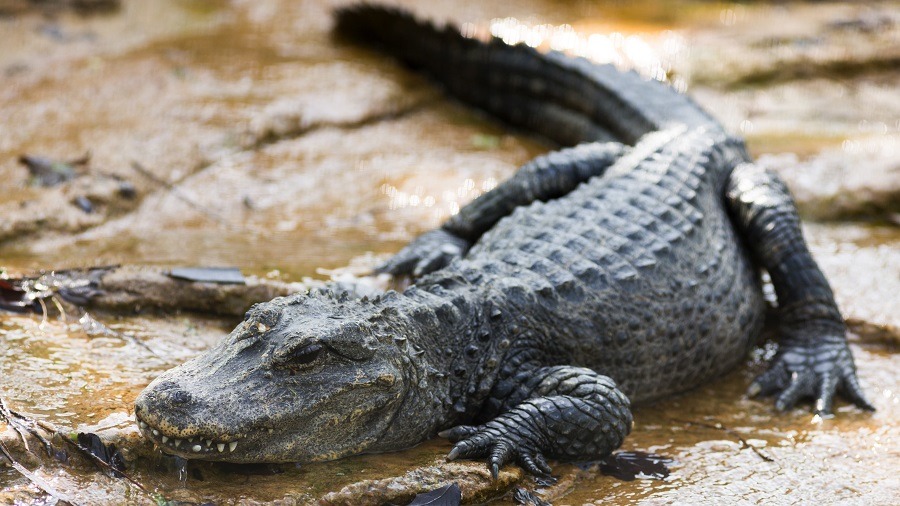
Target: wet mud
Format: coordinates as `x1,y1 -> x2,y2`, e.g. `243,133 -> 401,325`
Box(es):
2,0 -> 898,504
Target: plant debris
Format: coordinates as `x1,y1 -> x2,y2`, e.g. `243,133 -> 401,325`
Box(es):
75,432 -> 127,478
598,451 -> 672,481
167,267 -> 246,285
0,0 -> 121,16
673,418 -> 776,463
0,265 -> 301,316
61,430 -> 172,504
0,438 -> 79,505
0,396 -> 59,459
0,279 -> 41,313
73,195 -> 94,213
512,487 -> 551,506
19,152 -> 89,187
78,312 -> 158,355
406,482 -> 461,506
131,160 -> 232,227
0,398 -> 76,503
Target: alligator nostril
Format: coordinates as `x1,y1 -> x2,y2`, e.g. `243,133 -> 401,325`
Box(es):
172,390 -> 191,405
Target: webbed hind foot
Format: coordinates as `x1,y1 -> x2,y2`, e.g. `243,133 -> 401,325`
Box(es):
726,163 -> 874,417
749,333 -> 874,415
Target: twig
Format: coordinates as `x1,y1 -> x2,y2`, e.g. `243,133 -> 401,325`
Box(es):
0,438 -> 79,506
115,329 -> 159,358
79,311 -> 159,358
0,399 -> 161,505
0,397 -> 54,458
50,295 -> 68,323
36,296 -> 49,330
0,397 -> 33,454
7,412 -> 55,459
672,418 -> 776,463
60,436 -> 169,505
130,160 -> 231,228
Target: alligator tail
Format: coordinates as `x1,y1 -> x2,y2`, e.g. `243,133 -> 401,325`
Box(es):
334,3 -> 722,146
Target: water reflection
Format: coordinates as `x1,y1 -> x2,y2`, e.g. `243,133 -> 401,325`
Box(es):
381,175 -> 498,223
485,16 -> 686,88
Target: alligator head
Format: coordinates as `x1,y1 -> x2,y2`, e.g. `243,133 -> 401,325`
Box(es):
134,289 -> 415,463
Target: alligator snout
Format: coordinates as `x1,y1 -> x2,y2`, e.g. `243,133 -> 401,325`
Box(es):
134,381 -> 193,430
135,377 -> 251,460
143,380 -> 193,405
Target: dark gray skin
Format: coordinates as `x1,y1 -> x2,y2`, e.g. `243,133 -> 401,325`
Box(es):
134,5 -> 873,478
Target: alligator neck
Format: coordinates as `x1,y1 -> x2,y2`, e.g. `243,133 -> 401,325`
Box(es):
369,279 -> 489,451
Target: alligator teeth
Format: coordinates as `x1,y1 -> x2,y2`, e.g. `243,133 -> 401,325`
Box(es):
192,445 -> 202,452
205,439 -> 212,447
139,421 -> 147,429
217,443 -> 225,452
268,428 -> 273,434
174,439 -> 182,448
161,436 -> 169,443
229,442 -> 237,452
188,437 -> 195,443
152,429 -> 159,436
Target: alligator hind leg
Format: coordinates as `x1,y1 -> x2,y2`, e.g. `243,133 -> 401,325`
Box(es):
379,142 -> 628,276
725,163 -> 873,415
439,366 -> 632,478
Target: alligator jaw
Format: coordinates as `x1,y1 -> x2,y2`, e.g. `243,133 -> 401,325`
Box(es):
135,413 -> 246,460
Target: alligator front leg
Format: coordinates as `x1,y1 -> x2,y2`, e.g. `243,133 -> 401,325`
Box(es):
725,163 -> 874,415
439,366 -> 632,478
378,142 -> 628,277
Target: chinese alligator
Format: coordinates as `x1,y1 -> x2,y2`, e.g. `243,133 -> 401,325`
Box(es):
134,4 -> 873,478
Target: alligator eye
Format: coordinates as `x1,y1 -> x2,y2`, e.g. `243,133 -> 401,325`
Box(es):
292,343 -> 323,365
281,343 -> 324,375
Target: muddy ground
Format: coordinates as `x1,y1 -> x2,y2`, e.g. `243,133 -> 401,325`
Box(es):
1,0 -> 898,504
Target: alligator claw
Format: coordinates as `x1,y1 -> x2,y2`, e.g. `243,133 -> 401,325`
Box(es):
840,371 -> 876,411
751,335 -> 874,415
442,423 -> 552,479
774,370 -> 815,412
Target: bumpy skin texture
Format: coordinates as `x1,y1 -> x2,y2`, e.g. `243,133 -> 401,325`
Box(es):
134,4 -> 872,478
726,163 -> 875,414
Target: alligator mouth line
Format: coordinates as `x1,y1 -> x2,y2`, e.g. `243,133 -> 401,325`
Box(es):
136,415 -> 247,456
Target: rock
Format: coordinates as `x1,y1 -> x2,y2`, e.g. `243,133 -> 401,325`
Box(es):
806,223 -> 900,345
759,135 -> 900,221
84,265 -> 309,316
316,461 -> 522,505
0,0 -> 120,15
685,3 -> 900,88
0,174 -> 141,244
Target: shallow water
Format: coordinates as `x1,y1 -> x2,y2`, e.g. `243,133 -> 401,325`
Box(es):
1,0 -> 898,504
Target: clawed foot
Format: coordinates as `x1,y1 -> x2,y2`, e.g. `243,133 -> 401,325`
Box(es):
439,423 -> 552,479
748,335 -> 875,415
376,229 -> 470,277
